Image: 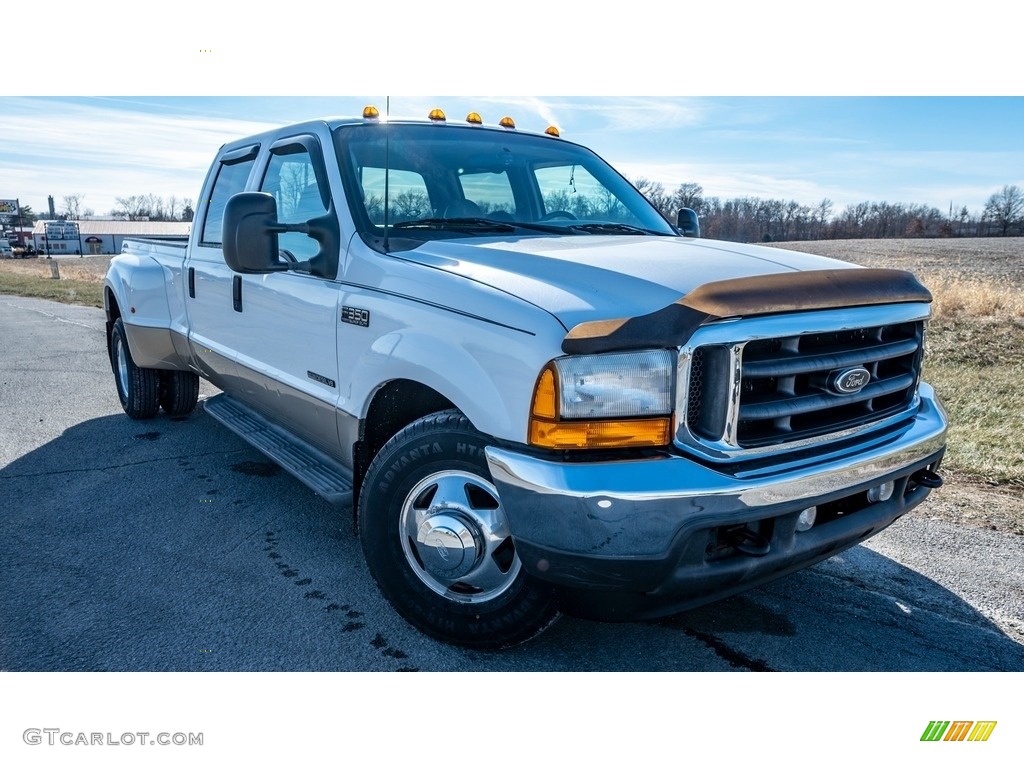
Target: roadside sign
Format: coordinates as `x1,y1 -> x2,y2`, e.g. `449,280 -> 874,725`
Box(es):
45,221 -> 80,240
0,199 -> 19,215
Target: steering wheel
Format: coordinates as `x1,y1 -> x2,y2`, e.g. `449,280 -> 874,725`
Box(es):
539,210 -> 578,221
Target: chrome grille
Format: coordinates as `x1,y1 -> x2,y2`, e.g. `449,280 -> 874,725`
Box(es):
675,304 -> 929,460
736,322 -> 922,447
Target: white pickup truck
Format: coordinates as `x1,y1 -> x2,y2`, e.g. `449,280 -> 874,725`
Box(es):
104,108 -> 947,648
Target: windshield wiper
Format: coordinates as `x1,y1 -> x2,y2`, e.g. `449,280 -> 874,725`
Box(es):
568,222 -> 668,236
503,220 -> 578,234
392,217 -> 516,233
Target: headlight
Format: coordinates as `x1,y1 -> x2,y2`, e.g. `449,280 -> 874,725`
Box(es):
529,350 -> 675,450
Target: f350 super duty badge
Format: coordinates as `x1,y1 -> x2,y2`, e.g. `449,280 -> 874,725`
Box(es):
341,306 -> 370,327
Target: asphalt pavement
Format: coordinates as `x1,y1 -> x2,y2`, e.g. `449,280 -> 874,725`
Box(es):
1,294 -> 1022,671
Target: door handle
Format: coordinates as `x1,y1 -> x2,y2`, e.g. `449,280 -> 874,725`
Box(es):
188,267 -> 195,298
232,275 -> 242,312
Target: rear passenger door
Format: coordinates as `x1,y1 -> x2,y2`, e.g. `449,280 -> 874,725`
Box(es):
186,143 -> 259,383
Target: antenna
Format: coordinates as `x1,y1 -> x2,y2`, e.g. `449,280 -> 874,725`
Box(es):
383,96 -> 390,253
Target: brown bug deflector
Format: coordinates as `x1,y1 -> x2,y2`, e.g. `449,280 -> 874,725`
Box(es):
561,269 -> 933,355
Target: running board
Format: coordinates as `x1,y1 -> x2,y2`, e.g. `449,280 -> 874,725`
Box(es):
203,394 -> 354,506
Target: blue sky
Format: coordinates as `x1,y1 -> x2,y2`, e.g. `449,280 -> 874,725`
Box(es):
2,2 -> 1020,223
3,96 -> 1021,221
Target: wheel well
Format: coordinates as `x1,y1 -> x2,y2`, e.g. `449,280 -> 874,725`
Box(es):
353,379 -> 456,517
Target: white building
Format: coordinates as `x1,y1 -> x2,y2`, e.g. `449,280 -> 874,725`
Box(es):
31,220 -> 191,255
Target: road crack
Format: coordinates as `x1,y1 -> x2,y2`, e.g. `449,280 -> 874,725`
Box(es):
682,628 -> 775,671
0,448 -> 248,479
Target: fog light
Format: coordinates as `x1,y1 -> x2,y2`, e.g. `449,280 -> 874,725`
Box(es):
867,481 -> 895,503
795,506 -> 817,532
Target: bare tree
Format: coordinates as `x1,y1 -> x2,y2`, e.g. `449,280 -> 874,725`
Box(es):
983,185 -> 1024,236
61,194 -> 86,220
143,194 -> 164,221
632,178 -> 672,218
672,182 -> 705,213
113,195 -> 150,221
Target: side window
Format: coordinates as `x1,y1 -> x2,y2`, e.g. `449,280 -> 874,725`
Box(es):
201,149 -> 257,246
261,146 -> 329,260
359,167 -> 430,224
534,164 -> 631,223
459,171 -> 516,217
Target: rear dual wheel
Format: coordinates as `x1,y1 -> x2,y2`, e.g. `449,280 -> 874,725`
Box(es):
110,318 -> 160,419
110,318 -> 199,418
358,410 -> 559,649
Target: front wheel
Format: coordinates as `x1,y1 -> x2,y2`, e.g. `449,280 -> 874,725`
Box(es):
358,411 -> 559,649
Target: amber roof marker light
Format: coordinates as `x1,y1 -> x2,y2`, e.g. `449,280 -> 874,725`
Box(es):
466,112 -> 484,125
362,105 -> 380,120
499,116 -> 516,129
428,108 -> 447,123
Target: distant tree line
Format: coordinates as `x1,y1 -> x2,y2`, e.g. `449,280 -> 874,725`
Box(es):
54,193 -> 194,223
633,180 -> 1024,242
8,185 -> 1023,241
1,194 -> 195,227
107,194 -> 194,222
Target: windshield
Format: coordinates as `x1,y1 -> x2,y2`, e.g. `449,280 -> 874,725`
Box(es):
333,123 -> 676,249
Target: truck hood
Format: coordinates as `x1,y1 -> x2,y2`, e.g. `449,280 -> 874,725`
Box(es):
398,235 -> 859,330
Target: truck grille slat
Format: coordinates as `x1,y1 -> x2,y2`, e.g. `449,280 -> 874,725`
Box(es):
680,315 -> 925,454
739,373 -> 916,421
741,337 -> 920,378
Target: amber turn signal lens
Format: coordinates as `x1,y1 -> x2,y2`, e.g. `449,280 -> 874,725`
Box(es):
531,367 -> 557,419
529,417 -> 671,450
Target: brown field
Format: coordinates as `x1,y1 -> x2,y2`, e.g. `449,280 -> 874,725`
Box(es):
3,240 -> 1022,534
0,255 -> 108,307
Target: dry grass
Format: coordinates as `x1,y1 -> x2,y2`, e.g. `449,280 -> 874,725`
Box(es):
0,256 -> 110,308
0,255 -> 112,282
926,273 -> 1024,321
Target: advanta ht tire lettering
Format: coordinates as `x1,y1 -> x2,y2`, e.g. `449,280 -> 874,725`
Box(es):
358,410 -> 559,649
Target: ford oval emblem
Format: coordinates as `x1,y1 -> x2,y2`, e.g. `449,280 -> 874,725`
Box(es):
830,367 -> 871,395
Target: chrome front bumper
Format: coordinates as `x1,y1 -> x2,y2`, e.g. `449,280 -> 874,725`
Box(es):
485,384 -> 948,620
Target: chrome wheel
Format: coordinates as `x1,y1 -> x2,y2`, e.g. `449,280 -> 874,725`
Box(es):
399,469 -> 520,603
359,410 -> 559,648
114,332 -> 130,397
109,317 -> 159,419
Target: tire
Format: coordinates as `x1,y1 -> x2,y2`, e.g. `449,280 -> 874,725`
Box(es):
358,410 -> 559,649
109,318 -> 159,419
159,370 -> 200,416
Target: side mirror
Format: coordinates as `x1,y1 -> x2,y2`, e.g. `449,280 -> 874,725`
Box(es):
222,192 -> 289,274
677,208 -> 700,238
